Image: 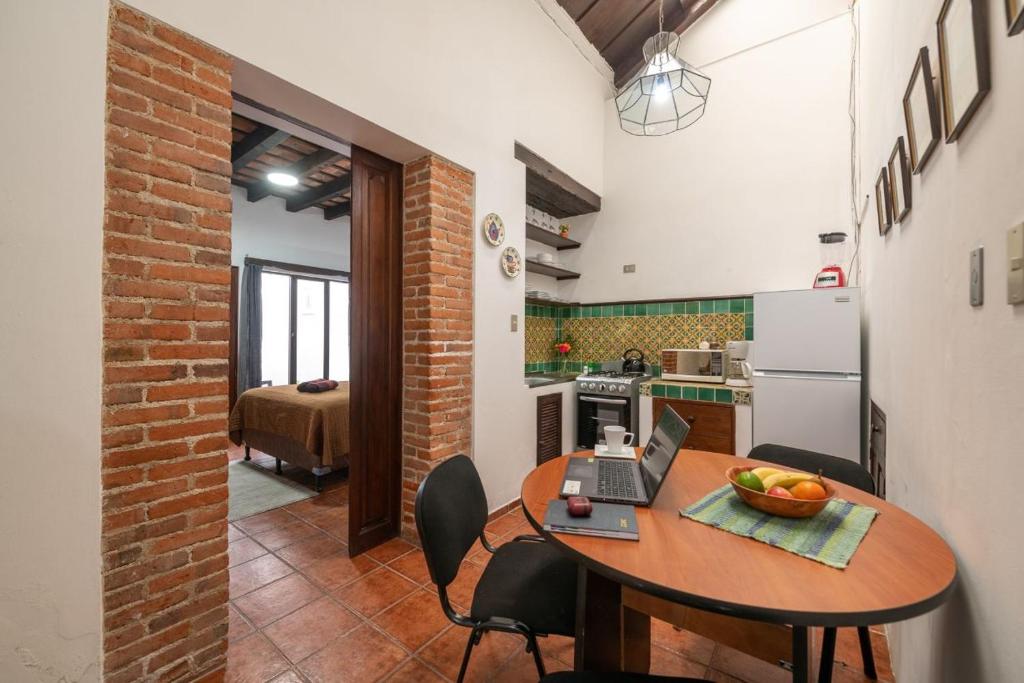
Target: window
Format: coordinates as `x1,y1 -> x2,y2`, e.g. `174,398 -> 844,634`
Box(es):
259,268 -> 349,385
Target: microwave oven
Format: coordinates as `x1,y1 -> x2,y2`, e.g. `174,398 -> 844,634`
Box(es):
660,349 -> 728,383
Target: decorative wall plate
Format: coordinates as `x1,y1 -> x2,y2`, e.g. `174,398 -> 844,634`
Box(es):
501,246 -> 522,278
482,212 -> 505,246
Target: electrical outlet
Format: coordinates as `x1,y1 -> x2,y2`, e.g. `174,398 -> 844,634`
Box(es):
510,314 -> 518,332
970,247 -> 983,306
623,264 -> 636,273
1009,224 -> 1024,305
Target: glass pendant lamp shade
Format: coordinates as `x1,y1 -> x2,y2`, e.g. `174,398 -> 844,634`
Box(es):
616,31 -> 711,136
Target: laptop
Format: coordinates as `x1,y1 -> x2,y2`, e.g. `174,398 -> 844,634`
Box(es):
559,406 -> 690,506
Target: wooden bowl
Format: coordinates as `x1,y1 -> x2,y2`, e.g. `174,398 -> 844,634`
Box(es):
726,466 -> 836,518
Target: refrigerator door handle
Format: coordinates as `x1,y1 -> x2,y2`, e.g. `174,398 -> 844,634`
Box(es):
753,370 -> 861,381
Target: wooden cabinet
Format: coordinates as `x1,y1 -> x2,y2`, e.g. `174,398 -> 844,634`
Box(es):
653,398 -> 735,455
536,393 -> 563,466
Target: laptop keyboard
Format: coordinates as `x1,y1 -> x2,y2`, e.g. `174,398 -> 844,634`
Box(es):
596,460 -> 639,500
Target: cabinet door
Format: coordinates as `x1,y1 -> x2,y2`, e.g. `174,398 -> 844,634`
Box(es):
537,393 -> 563,466
653,398 -> 735,455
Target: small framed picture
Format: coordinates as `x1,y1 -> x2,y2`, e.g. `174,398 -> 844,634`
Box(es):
937,0 -> 991,142
1007,0 -> 1024,35
903,47 -> 941,174
888,137 -> 912,223
875,167 -> 892,236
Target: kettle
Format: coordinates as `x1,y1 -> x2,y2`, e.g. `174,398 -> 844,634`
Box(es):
621,348 -> 646,374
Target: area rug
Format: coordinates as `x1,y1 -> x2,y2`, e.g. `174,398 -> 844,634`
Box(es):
228,460 -> 317,522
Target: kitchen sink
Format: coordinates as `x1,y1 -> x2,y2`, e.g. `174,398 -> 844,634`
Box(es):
524,372 -> 575,388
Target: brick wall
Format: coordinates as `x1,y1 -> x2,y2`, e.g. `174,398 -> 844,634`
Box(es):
401,156 -> 475,535
101,4 -> 232,681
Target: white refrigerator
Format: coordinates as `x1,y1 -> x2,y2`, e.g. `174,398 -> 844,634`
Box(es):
752,288 -> 862,463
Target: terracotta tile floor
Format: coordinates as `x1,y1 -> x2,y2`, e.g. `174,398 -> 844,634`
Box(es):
227,446 -> 894,682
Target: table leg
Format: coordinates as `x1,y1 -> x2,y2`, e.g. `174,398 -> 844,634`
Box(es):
791,625 -> 810,683
574,566 -> 651,673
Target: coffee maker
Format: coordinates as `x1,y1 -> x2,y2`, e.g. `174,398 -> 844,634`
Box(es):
725,341 -> 753,388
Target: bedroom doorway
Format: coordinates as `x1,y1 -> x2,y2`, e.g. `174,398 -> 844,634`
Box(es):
225,99 -> 404,553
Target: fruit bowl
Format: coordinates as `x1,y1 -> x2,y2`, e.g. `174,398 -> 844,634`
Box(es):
726,466 -> 836,518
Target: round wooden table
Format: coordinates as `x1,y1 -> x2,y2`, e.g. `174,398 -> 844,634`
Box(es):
521,450 -> 957,681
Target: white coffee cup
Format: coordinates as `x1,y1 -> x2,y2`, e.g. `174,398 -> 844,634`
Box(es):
603,426 -> 635,454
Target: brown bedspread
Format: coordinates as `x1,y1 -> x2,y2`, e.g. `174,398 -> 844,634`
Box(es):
229,383 -> 350,467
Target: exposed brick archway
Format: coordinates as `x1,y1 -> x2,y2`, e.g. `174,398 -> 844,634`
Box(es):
100,5 -> 476,679
400,156 -> 475,536
101,4 -> 234,680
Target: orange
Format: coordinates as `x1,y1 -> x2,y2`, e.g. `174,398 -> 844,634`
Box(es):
789,481 -> 827,500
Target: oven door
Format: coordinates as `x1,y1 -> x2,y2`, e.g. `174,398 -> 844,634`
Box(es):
577,394 -> 631,449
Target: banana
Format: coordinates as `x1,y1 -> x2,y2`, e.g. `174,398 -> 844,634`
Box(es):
761,472 -> 816,490
751,467 -> 784,481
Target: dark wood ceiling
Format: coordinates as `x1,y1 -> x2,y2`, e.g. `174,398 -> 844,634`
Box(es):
557,0 -> 720,87
231,114 -> 352,220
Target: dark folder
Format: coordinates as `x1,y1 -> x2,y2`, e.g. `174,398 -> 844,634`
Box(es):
542,499 -> 639,541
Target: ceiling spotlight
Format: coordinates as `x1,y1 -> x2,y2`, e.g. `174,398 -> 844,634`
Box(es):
267,172 -> 299,187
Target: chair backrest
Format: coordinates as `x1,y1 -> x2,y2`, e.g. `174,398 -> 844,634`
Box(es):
748,443 -> 875,494
414,454 -> 489,588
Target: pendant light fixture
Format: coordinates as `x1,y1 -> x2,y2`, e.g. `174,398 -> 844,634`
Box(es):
615,0 -> 711,136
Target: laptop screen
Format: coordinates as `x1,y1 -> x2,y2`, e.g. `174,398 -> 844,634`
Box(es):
639,406 -> 690,501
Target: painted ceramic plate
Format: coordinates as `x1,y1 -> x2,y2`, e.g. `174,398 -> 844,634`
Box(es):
501,246 -> 522,278
482,212 -> 505,246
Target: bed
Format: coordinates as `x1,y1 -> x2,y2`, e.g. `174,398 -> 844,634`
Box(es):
228,383 -> 350,491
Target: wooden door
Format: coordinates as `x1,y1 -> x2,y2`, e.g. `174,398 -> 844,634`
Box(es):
653,397 -> 735,455
536,393 -> 563,466
347,145 -> 403,555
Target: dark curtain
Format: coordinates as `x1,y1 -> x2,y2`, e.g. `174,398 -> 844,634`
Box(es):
237,263 -> 263,392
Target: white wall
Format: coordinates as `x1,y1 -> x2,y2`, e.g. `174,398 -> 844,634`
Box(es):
0,2 -> 107,681
230,186 -> 350,271
857,1 -> 1024,680
112,1 -> 610,510
560,0 -> 854,304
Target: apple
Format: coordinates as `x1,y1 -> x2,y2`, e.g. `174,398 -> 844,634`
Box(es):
767,486 -> 794,499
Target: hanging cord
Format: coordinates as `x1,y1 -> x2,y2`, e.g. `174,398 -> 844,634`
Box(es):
846,3 -> 862,285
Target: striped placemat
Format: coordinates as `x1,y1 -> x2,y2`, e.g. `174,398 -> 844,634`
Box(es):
680,485 -> 879,569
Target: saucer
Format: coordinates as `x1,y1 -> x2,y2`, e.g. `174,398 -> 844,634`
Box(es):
594,444 -> 634,459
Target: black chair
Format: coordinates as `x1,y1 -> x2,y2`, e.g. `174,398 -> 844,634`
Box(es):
541,674 -> 708,682
415,455 -> 578,682
748,443 -> 879,683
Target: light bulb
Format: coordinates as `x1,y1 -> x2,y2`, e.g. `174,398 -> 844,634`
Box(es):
653,74 -> 671,102
267,172 -> 299,187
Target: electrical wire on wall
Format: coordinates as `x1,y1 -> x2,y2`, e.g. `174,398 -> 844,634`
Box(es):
846,2 -> 863,286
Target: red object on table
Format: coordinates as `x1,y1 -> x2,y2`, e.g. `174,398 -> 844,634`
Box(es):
566,496 -> 592,517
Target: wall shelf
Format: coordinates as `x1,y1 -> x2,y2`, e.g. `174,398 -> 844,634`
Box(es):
515,142 -> 601,218
525,260 -> 581,280
526,223 -> 581,250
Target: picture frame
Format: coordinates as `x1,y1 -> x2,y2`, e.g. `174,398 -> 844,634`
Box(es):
1007,0 -> 1024,35
937,0 -> 991,142
875,167 -> 892,236
902,47 -> 941,174
887,137 -> 912,223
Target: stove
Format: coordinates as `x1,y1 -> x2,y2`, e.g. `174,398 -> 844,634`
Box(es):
575,370 -> 649,396
575,364 -> 652,449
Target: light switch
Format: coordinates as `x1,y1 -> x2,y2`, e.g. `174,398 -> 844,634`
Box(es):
511,314 -> 518,332
1009,224 -> 1024,305
970,247 -> 983,306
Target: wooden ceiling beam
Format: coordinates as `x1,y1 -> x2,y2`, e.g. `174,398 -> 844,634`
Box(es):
612,0 -> 719,88
231,123 -> 290,172
286,173 -> 352,213
246,148 -> 346,202
323,200 -> 352,221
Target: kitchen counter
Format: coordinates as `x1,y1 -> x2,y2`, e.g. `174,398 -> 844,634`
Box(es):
523,372 -> 577,389
639,379 -> 753,456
